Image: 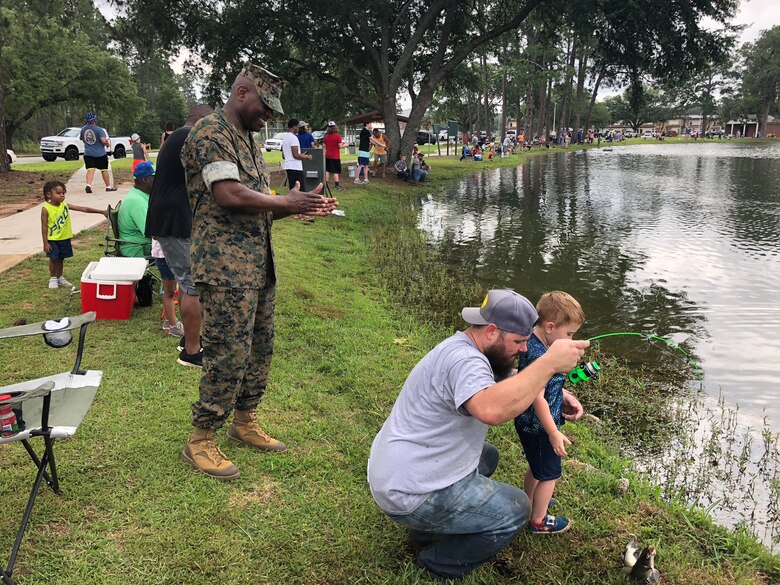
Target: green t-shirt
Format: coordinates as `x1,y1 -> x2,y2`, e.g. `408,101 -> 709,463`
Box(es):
118,187 -> 151,258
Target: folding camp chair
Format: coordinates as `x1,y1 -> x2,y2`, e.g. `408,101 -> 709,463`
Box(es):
0,312 -> 102,585
104,201 -> 153,260
103,201 -> 159,288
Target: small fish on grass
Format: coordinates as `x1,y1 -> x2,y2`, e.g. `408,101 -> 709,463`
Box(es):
622,535 -> 661,583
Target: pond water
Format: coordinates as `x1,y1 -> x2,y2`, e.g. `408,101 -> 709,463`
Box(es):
418,141 -> 780,430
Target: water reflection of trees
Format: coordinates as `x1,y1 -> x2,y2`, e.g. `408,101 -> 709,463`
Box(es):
419,155 -> 707,376
720,157 -> 780,254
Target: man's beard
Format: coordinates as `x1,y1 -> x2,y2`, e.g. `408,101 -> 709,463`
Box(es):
483,340 -> 516,380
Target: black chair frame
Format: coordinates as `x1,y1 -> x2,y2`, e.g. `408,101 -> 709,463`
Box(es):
0,313 -> 96,585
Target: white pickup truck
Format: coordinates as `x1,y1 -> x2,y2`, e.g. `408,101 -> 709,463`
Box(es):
40,127 -> 132,162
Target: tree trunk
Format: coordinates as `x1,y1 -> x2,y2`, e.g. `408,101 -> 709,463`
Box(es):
535,51 -> 548,138
523,25 -> 536,139
500,59 -> 508,141
544,76 -> 553,139
758,105 -> 769,137
380,97 -> 403,162
517,98 -> 524,137
481,54 -> 490,138
559,33 -> 576,134
584,71 -> 604,132
387,81 -> 437,164
524,79 -> 535,139
573,52 -> 588,132
0,31 -> 8,172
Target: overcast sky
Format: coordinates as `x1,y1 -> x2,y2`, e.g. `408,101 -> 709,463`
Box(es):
730,0 -> 780,44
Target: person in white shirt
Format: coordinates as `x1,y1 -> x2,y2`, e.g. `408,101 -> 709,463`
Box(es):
281,118 -> 312,190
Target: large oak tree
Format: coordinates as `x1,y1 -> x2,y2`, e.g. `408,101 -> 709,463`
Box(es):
115,0 -> 739,162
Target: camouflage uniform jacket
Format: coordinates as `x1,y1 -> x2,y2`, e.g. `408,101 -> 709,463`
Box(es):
181,110 -> 275,289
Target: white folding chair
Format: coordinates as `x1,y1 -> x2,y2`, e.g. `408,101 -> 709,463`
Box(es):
0,312 -> 102,585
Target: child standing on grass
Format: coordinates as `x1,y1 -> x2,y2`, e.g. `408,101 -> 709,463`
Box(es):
130,133 -> 150,172
41,180 -> 107,289
151,238 -> 184,337
514,290 -> 585,534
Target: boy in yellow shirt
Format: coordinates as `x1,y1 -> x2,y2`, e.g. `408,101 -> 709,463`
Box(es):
41,181 -> 107,289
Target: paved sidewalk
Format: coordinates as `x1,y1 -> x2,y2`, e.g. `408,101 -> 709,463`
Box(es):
0,166 -> 132,273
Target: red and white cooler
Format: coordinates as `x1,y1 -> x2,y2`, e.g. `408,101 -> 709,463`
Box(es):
81,258 -> 148,320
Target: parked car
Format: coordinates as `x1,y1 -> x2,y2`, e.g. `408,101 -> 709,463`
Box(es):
664,129 -> 679,137
417,130 -> 437,145
40,127 -> 131,161
312,130 -> 326,144
623,129 -> 635,138
264,132 -> 286,151
641,130 -> 656,139
6,149 -> 15,165
438,128 -> 449,141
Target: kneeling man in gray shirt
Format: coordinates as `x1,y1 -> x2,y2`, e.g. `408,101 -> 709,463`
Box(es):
367,289 -> 588,579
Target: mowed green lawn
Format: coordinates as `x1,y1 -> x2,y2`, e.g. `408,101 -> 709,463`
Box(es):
0,148 -> 777,585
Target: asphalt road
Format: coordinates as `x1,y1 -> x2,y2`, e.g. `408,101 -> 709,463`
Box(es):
12,155 -> 48,164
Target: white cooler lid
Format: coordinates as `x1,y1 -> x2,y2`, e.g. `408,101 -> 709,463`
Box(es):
89,257 -> 148,282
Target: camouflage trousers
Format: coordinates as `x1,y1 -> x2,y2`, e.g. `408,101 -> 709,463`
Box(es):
191,282 -> 276,430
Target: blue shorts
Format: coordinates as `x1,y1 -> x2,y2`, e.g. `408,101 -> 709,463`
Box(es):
46,239 -> 73,260
155,257 -> 175,281
517,430 -> 562,481
358,156 -> 370,166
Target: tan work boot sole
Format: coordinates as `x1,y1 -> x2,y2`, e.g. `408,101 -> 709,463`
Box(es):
227,425 -> 288,452
181,448 -> 240,481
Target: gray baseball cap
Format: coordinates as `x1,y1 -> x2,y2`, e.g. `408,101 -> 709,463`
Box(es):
461,289 -> 538,335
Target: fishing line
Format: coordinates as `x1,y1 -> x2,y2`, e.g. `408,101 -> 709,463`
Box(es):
586,331 -> 704,381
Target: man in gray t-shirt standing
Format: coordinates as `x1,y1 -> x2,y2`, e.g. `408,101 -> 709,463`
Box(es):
367,289 -> 589,579
80,112 -> 117,194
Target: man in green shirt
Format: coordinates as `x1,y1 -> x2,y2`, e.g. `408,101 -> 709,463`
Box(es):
118,161 -> 154,257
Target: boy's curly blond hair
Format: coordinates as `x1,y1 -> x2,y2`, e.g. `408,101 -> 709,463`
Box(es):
536,291 -> 585,327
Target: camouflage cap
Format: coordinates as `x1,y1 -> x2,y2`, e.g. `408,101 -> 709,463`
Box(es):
239,63 -> 286,115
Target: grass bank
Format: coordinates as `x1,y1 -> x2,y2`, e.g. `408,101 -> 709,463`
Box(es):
0,146 -> 777,584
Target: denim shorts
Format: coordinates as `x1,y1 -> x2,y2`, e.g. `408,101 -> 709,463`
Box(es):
358,156 -> 369,166
46,239 -> 73,260
155,257 -> 175,280
156,237 -> 197,296
518,431 -> 562,481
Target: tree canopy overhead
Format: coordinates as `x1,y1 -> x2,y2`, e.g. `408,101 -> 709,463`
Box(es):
112,0 -> 739,160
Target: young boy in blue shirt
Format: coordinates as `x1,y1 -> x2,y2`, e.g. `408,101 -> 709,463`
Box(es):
515,291 -> 585,534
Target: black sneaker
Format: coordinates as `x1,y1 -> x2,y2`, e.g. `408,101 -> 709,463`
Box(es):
177,336 -> 203,353
106,186 -> 118,192
85,185 -> 92,194
177,349 -> 202,367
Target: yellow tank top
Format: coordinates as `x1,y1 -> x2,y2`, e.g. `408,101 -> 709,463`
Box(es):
43,202 -> 73,241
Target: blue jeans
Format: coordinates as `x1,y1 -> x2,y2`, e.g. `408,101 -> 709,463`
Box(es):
413,169 -> 428,182
387,443 -> 530,578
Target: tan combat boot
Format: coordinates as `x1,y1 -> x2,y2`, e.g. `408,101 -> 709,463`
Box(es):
181,427 -> 240,480
227,410 -> 288,452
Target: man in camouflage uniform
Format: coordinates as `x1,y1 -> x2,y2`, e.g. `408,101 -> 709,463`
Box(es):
180,63 -> 338,480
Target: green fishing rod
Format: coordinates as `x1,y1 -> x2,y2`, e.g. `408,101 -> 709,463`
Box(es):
567,331 -> 704,385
